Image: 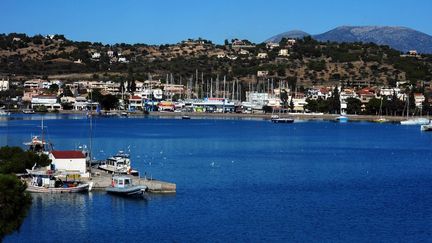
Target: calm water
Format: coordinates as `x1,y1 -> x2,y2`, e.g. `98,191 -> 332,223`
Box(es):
2,114 -> 432,242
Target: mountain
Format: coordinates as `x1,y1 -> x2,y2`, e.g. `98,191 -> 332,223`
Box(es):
265,30 -> 310,43
314,26 -> 432,54
267,26 -> 432,54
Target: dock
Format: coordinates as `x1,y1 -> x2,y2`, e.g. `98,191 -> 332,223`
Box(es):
86,168 -> 176,193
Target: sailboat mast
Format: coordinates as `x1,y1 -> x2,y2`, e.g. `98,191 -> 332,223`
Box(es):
88,91 -> 93,175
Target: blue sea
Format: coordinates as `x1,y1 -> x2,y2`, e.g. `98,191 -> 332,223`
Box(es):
2,114 -> 432,242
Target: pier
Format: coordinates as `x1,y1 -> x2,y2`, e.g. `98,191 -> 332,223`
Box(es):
86,168 -> 176,193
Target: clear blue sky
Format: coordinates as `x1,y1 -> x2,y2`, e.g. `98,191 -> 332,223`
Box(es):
2,0 -> 431,44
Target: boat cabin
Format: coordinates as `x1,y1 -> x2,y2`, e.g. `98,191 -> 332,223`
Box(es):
111,176 -> 133,188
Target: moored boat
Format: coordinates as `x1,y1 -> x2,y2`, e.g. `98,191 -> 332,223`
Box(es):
99,151 -> 139,175
336,115 -> 349,123
421,122 -> 432,131
400,117 -> 430,125
271,117 -> 294,123
106,176 -> 147,197
25,170 -> 92,193
374,117 -> 388,123
0,108 -> 10,116
22,109 -> 35,114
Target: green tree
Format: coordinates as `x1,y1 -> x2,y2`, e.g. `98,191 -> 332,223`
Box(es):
346,97 -> 362,114
130,80 -> 136,92
88,89 -> 103,103
62,87 -> 73,97
289,97 -> 294,111
328,87 -> 340,114
280,89 -> 288,108
365,98 -> 382,115
0,174 -> 32,241
304,98 -> 318,112
101,94 -> 119,110
0,146 -> 51,174
49,84 -> 59,94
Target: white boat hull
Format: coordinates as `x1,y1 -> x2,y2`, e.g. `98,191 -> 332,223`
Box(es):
401,118 -> 430,125
26,182 -> 92,193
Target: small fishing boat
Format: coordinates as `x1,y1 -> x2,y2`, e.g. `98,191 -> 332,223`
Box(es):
106,176 -> 147,197
374,117 -> 388,123
181,115 -> 191,119
22,109 -> 35,114
335,115 -> 349,123
400,117 -> 430,125
25,170 -> 92,193
421,122 -> 432,131
271,117 -> 294,123
0,108 -> 10,116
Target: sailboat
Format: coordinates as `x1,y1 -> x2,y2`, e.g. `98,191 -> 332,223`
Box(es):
400,95 -> 429,125
271,94 -> 294,123
374,96 -> 387,123
23,118 -> 53,154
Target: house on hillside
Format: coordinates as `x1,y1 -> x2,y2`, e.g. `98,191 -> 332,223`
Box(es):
266,42 -> 280,49
0,79 -> 9,91
257,53 -> 268,59
278,49 -> 289,56
414,93 -> 425,107
357,88 -> 376,103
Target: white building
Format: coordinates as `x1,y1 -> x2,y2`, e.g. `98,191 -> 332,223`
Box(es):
266,42 -> 280,49
257,53 -> 268,59
107,50 -> 114,58
118,57 -> 129,63
239,49 -> 249,55
414,93 -> 425,107
128,95 -> 143,110
278,49 -> 289,56
24,79 -> 44,89
0,79 -> 9,91
91,52 -> 101,59
257,71 -> 269,77
31,95 -> 61,110
49,150 -> 87,176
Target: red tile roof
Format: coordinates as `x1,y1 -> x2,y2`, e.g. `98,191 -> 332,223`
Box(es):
130,95 -> 142,100
51,150 -> 85,159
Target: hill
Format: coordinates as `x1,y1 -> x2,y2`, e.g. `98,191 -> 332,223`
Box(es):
314,26 -> 432,54
265,30 -> 310,43
0,33 -> 431,89
268,26 -> 432,54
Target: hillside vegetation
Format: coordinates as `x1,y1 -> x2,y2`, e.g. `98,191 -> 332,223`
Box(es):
1,33 -> 431,88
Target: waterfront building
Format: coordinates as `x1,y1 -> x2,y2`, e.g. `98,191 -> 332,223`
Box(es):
128,95 -> 143,111
24,79 -> 45,89
31,95 -> 61,110
414,93 -> 425,108
357,87 -> 376,103
49,150 -> 88,177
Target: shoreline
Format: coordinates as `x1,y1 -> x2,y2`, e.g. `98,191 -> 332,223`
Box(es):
7,109 -> 420,122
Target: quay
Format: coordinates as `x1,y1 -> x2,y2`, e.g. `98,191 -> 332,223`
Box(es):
53,109 -> 414,122
86,168 -> 176,193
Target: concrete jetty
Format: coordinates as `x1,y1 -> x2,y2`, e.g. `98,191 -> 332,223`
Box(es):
86,168 -> 176,193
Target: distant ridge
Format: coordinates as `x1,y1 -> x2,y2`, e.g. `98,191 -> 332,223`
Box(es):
266,26 -> 432,54
265,30 -> 310,43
